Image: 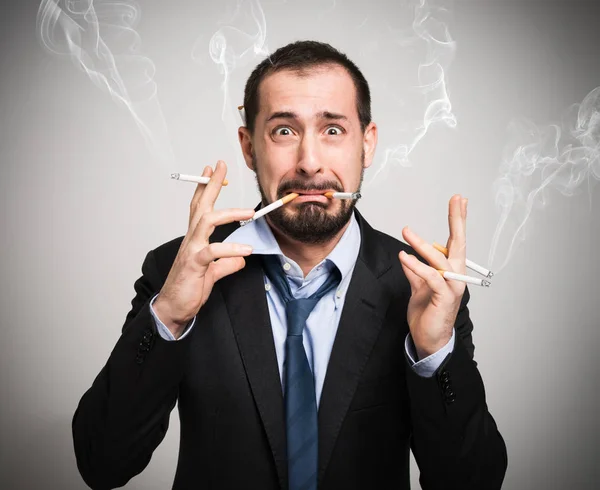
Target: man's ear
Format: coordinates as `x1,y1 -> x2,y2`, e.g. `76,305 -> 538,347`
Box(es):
238,126 -> 255,171
362,121 -> 378,169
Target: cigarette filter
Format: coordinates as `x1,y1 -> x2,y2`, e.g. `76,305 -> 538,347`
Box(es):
324,191 -> 361,199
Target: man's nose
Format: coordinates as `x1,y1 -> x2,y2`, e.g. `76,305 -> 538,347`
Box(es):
296,135 -> 324,177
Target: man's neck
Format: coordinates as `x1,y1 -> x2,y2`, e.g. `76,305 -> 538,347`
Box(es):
267,218 -> 351,277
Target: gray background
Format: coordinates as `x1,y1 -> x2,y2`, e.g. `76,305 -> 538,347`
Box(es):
1,0 -> 599,488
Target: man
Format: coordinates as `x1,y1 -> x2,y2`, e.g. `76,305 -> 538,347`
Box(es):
73,40 -> 507,489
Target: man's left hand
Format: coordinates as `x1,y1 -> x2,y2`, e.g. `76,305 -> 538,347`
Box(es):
398,194 -> 468,360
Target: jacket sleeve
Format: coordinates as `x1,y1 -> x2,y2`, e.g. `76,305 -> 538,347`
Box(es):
405,285 -> 508,489
72,249 -> 194,489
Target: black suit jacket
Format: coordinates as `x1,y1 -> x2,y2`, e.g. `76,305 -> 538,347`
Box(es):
73,210 -> 507,489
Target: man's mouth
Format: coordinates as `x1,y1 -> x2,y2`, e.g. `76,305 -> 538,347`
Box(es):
284,189 -> 334,204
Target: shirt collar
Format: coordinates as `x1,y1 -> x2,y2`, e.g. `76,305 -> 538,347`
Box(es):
223,212 -> 361,282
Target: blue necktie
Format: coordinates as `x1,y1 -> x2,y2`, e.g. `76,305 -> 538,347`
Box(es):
261,255 -> 341,490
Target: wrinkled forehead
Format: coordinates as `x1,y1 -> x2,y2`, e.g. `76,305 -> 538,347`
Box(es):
256,64 -> 358,121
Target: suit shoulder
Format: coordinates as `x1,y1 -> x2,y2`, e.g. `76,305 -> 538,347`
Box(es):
149,235 -> 185,276
370,227 -> 417,256
152,235 -> 185,257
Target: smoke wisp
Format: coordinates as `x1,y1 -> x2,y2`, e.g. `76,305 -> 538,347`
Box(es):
488,86 -> 600,273
37,0 -> 174,164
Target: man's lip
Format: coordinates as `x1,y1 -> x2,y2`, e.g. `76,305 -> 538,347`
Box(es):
284,190 -> 336,196
293,194 -> 330,204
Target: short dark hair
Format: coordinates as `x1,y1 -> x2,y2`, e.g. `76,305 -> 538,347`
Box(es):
243,40 -> 371,134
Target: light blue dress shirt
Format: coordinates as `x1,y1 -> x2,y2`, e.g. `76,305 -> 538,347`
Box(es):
149,213 -> 455,404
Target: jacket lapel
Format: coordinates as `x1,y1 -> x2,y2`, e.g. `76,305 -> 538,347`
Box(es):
317,211 -> 394,485
213,209 -> 394,489
219,254 -> 288,489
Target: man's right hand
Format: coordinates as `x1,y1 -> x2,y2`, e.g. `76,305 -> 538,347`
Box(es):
153,160 -> 255,338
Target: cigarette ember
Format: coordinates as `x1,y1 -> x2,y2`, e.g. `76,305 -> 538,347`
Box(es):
171,173 -> 229,186
432,242 -> 493,278
324,191 -> 361,200
240,193 -> 299,226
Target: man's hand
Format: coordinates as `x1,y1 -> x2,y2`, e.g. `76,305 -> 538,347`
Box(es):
153,160 -> 255,338
398,194 -> 468,360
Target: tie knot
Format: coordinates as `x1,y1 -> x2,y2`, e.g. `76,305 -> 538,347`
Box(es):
261,255 -> 342,338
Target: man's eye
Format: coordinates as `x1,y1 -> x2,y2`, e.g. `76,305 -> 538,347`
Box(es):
326,126 -> 343,135
273,127 -> 293,136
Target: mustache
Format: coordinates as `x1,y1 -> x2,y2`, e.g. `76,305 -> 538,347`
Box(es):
276,179 -> 344,198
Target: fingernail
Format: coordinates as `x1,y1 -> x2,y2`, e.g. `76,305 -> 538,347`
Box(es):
240,245 -> 253,254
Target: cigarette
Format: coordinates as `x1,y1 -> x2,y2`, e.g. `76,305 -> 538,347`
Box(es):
238,105 -> 246,125
437,270 -> 491,287
171,173 -> 229,186
323,191 -> 361,199
432,242 -> 494,278
240,193 -> 299,226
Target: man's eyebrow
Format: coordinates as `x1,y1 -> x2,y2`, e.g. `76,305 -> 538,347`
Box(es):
317,111 -> 348,121
265,110 -> 348,123
266,111 -> 298,122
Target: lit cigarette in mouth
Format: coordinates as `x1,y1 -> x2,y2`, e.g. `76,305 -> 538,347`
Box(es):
432,242 -> 494,278
171,173 -> 229,186
437,270 -> 491,287
323,191 -> 361,199
240,193 -> 299,226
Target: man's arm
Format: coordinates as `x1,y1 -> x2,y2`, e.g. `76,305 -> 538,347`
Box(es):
405,287 -> 508,489
72,249 -> 194,489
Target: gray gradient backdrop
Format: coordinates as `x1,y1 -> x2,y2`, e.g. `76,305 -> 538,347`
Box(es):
2,0 -> 599,488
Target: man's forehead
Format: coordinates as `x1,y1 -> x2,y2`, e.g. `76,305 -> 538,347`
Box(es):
258,65 -> 356,116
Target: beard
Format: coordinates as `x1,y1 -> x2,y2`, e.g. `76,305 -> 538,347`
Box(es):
252,152 -> 364,245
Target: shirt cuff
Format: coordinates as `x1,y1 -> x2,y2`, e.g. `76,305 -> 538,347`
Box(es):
404,328 -> 455,378
149,293 -> 196,341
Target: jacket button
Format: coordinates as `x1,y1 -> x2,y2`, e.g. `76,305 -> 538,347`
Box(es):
135,354 -> 144,364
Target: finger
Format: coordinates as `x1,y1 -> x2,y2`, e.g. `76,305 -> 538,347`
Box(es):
399,250 -> 449,297
196,242 -> 253,266
398,251 -> 424,290
191,166 -> 213,203
192,208 -> 256,242
402,226 -> 451,271
447,195 -> 466,260
196,160 -> 228,213
209,256 -> 247,282
188,166 -> 213,229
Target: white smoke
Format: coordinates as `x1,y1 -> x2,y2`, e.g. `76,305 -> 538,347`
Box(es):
36,0 -> 173,164
190,0 -> 270,203
488,86 -> 600,274
192,0 -> 269,122
370,0 -> 457,182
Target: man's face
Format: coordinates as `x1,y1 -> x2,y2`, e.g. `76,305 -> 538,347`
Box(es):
239,64 -> 377,243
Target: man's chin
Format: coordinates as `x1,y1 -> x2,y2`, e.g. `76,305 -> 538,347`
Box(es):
268,201 -> 354,245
